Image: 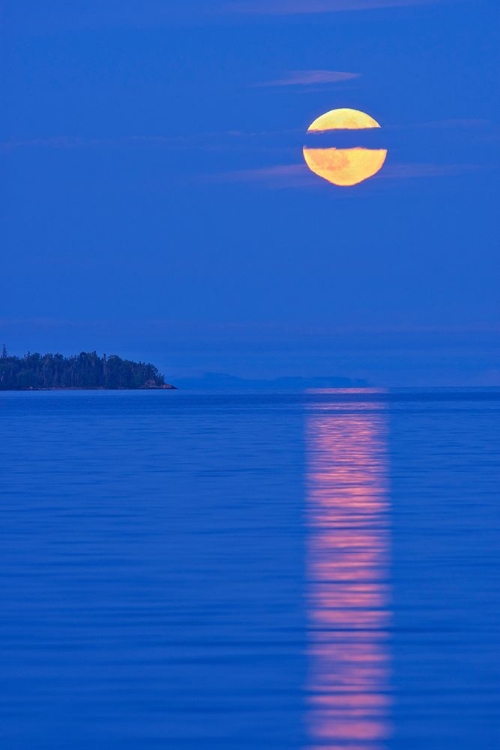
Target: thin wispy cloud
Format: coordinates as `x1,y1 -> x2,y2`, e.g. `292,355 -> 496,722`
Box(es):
209,164 -> 315,189
256,70 -> 361,87
2,118 -> 486,155
0,129 -> 301,154
224,0 -> 446,16
408,118 -> 491,130
381,162 -> 486,179
0,136 -> 178,153
209,159 -> 486,189
2,316 -> 498,337
6,0 -> 463,34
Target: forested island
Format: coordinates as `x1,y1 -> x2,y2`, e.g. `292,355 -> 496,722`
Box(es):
0,349 -> 175,390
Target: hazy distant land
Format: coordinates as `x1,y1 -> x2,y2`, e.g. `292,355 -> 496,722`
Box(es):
0,349 -> 369,392
174,372 -> 368,391
0,350 -> 175,391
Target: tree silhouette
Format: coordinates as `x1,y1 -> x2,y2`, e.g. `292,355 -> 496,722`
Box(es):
0,351 -> 170,390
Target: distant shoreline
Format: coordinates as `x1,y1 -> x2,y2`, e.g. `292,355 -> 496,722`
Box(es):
3,385 -> 177,392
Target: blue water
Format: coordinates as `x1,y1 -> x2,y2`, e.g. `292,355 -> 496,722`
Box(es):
1,390 -> 499,749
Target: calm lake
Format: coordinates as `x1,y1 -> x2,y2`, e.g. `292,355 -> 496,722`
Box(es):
1,390 -> 499,749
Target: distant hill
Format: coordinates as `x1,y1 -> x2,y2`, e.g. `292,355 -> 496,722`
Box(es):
0,350 -> 175,390
174,372 -> 368,391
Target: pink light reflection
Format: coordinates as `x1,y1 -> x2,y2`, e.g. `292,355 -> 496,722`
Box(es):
306,395 -> 391,749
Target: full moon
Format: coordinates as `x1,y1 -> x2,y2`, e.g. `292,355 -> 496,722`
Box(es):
303,108 -> 388,187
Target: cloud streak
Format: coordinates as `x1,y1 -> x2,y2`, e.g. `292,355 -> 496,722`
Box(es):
0,135 -> 185,153
210,159 -> 486,189
256,70 -> 361,87
224,0 -> 446,15
380,162 -> 486,179
412,118 -> 491,130
6,0 -> 463,34
0,129 -> 302,154
209,164 -> 316,189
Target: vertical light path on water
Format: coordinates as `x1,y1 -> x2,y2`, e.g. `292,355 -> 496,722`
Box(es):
306,393 -> 391,750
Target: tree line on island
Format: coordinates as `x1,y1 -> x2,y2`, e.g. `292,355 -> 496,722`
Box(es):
0,348 -> 174,390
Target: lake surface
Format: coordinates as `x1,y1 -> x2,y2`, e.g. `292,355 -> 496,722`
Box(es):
1,390 -> 499,749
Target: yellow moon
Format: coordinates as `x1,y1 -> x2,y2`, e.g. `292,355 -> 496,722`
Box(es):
303,108 -> 388,187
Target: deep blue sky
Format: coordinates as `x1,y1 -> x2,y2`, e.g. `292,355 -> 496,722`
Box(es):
2,0 -> 499,385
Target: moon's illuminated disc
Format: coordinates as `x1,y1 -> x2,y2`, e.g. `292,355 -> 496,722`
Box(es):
307,107 -> 382,132
304,108 -> 388,186
303,147 -> 388,187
